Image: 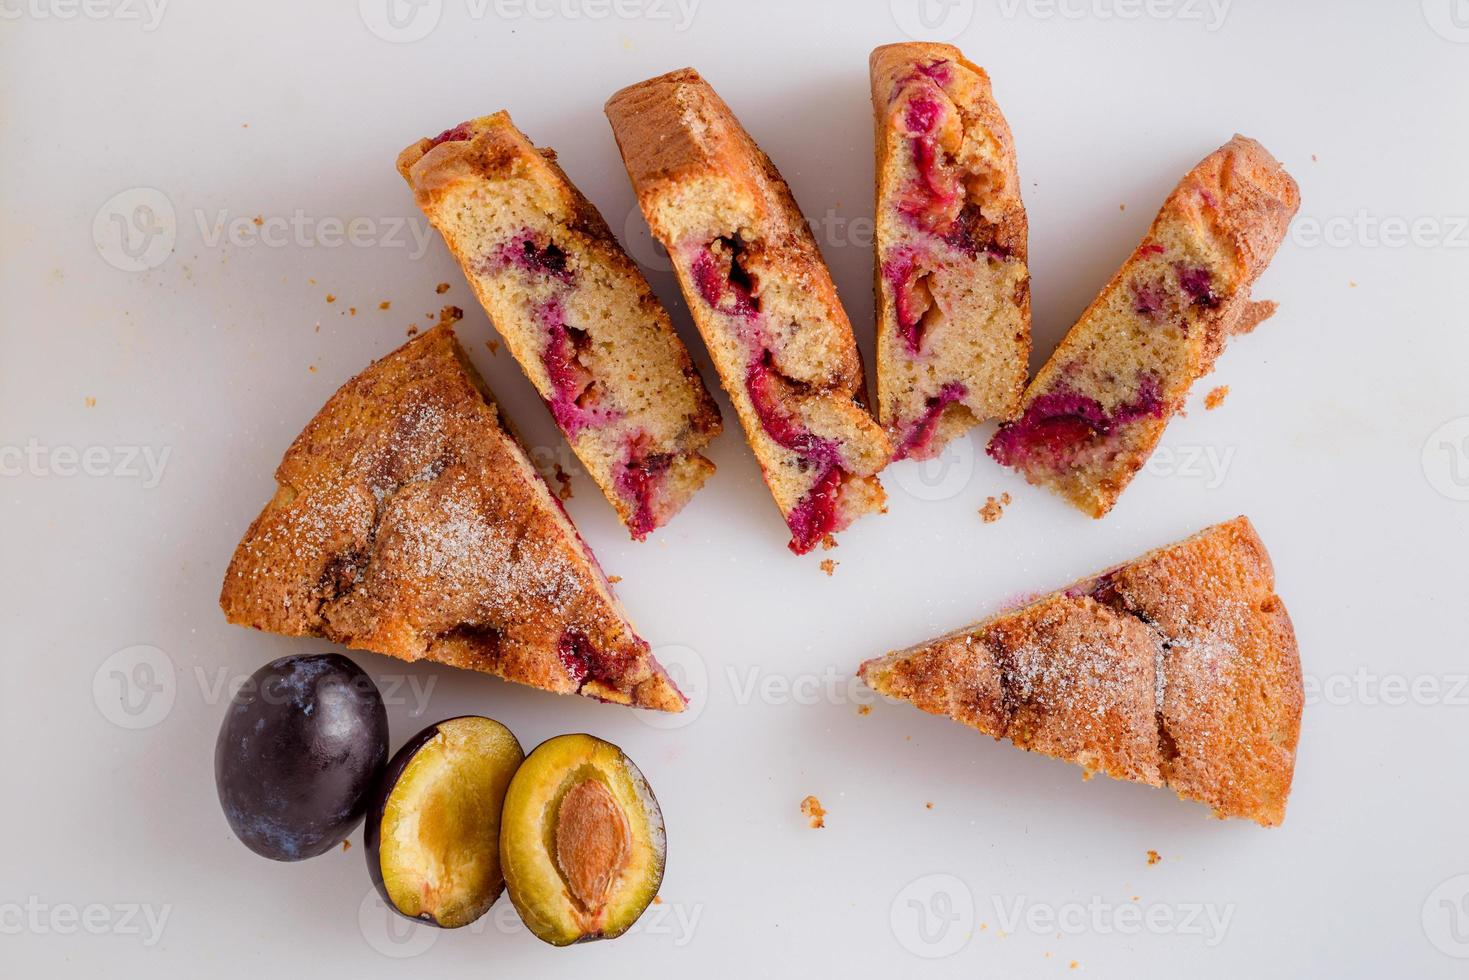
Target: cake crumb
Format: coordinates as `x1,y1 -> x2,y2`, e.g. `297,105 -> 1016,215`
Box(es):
820,535 -> 837,551
856,704 -> 871,716
252,215 -> 263,226
1070,962 -> 1079,970
652,895 -> 662,905
435,282 -> 451,294
406,324 -> 419,337
1119,203 -> 1126,211
326,294 -> 336,303
341,839 -> 351,852
606,575 -> 622,584
1146,849 -> 1161,865
308,365 -> 317,374
84,397 -> 96,408
800,795 -> 826,829
379,300 -> 391,310
486,340 -> 500,355
553,464 -> 573,500
924,801 -> 934,810
820,558 -> 838,577
349,307 -> 357,316
980,492 -> 1012,524
1204,385 -> 1229,410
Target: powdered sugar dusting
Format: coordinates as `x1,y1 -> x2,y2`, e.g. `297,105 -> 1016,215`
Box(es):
393,471 -> 582,613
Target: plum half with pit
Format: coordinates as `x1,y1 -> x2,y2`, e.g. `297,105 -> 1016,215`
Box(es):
214,653 -> 388,861
365,716 -> 524,929
501,734 -> 666,945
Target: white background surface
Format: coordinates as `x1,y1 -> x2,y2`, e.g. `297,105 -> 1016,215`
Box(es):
4,0 -> 1468,975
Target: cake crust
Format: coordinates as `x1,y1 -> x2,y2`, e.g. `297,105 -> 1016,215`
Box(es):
860,516 -> 1303,825
988,136 -> 1300,517
398,111 -> 722,540
606,68 -> 892,554
220,316 -> 684,712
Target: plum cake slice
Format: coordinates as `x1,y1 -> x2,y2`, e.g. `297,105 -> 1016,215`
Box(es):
605,68 -> 893,555
398,111 -> 722,540
871,42 -> 1030,460
859,516 -> 1302,826
988,135 -> 1299,517
220,315 -> 684,712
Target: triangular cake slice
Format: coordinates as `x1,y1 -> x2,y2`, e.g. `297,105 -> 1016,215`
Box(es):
859,517 -> 1302,825
220,314 -> 684,712
988,136 -> 1299,517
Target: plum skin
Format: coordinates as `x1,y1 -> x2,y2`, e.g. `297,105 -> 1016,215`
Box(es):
214,653 -> 388,861
365,716 -> 524,929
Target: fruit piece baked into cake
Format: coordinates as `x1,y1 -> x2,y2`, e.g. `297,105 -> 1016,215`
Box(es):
398,112 -> 722,541
860,516 -> 1302,825
871,42 -> 1030,460
220,313 -> 684,712
605,69 -> 893,555
988,136 -> 1299,516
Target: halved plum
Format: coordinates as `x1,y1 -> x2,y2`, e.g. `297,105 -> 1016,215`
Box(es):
365,716 -> 524,929
500,734 -> 665,945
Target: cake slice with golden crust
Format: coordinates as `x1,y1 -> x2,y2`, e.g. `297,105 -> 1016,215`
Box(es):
988,136 -> 1299,516
871,42 -> 1030,459
398,112 -> 722,541
859,516 -> 1302,825
605,68 -> 893,554
220,315 -> 684,712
